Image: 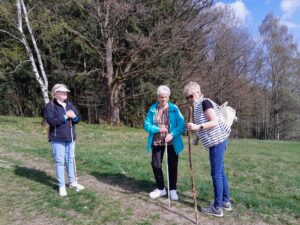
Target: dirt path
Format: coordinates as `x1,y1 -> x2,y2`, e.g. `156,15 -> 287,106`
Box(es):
0,149 -> 269,225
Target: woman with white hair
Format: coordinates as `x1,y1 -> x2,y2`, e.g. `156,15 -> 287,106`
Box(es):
44,84 -> 84,196
144,85 -> 185,200
184,81 -> 231,217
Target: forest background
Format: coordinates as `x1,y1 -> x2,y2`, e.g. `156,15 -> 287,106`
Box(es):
1,0 -> 300,140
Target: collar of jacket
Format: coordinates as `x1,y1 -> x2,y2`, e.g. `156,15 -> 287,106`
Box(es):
149,102 -> 176,113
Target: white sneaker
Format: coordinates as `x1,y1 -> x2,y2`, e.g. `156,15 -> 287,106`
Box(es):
59,186 -> 67,197
149,188 -> 167,199
170,190 -> 178,201
69,182 -> 85,192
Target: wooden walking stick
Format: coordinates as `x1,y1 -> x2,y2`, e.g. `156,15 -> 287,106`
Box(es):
188,106 -> 199,224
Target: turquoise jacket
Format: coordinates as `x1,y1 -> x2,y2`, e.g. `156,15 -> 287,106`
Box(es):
144,102 -> 185,154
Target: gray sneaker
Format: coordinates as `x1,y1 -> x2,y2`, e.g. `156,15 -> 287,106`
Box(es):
201,205 -> 223,217
223,201 -> 232,211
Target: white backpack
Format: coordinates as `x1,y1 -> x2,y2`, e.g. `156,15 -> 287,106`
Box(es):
218,101 -> 238,127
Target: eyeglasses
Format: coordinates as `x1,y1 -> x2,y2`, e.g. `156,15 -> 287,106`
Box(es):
186,95 -> 193,100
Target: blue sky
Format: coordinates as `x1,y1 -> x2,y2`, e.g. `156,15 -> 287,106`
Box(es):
215,0 -> 300,48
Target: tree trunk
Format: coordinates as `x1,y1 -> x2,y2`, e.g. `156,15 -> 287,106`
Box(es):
17,0 -> 49,104
104,34 -> 120,125
103,10 -> 122,125
108,82 -> 123,126
276,114 -> 280,140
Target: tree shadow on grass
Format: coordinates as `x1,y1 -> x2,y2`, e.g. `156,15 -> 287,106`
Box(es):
91,171 -> 206,224
91,171 -> 210,210
14,166 -> 57,190
90,171 -> 155,194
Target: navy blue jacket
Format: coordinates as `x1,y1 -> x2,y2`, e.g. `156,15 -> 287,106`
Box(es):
44,99 -> 80,142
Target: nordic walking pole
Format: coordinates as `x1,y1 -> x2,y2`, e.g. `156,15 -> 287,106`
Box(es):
69,119 -> 78,189
188,106 -> 199,224
165,143 -> 171,207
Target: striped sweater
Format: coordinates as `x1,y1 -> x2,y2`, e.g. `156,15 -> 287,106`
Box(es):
194,97 -> 231,149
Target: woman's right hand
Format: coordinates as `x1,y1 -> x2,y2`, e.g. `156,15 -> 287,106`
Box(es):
186,122 -> 200,131
66,110 -> 76,119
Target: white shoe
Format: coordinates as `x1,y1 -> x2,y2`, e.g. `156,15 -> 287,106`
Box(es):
149,188 -> 167,199
69,182 -> 85,192
59,186 -> 67,197
170,190 -> 179,201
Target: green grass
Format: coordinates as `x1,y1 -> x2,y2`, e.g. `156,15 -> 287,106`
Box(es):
0,116 -> 299,224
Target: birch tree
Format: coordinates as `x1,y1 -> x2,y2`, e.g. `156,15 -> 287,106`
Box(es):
259,13 -> 299,139
0,0 -> 49,104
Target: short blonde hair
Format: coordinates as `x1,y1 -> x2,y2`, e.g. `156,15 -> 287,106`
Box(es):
183,81 -> 201,96
51,84 -> 70,99
157,85 -> 171,97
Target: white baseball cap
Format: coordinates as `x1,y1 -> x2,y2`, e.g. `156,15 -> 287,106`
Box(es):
51,84 -> 70,98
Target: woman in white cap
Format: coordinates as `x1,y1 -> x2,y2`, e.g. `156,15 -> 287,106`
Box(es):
44,84 -> 84,196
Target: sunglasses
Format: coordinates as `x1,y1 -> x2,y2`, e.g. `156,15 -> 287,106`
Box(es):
186,95 -> 193,100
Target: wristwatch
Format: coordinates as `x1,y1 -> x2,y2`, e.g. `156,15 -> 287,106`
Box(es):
199,125 -> 204,130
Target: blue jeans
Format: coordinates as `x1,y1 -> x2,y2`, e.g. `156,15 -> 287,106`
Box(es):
51,141 -> 76,187
209,139 -> 230,209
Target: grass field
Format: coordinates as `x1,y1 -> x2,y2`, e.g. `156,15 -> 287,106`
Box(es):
0,116 -> 299,225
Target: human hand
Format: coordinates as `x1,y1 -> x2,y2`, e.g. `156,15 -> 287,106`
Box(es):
165,133 -> 173,142
159,127 -> 168,133
186,123 -> 200,131
66,110 -> 76,119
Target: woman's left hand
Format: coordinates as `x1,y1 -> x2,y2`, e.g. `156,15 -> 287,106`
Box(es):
165,133 -> 173,142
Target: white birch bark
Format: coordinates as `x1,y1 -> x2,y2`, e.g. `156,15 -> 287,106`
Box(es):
17,0 -> 49,104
